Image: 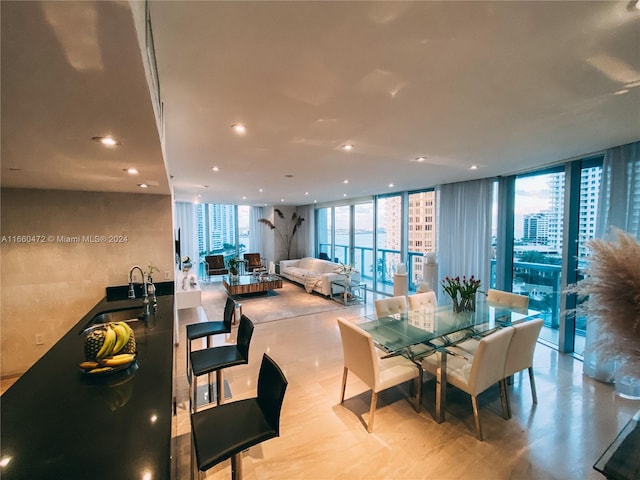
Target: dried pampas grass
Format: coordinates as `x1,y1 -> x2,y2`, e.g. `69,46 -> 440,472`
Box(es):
569,228 -> 640,362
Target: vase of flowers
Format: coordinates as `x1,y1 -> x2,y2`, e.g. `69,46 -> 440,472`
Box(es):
181,256 -> 192,273
441,275 -> 481,313
336,262 -> 357,286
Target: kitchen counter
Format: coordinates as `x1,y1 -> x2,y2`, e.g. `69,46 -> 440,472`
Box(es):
0,287 -> 175,480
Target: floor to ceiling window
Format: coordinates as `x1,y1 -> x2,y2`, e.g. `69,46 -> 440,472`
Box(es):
354,202 -> 374,290
574,161 -> 603,355
316,207 -> 332,260
334,206 -> 350,264
376,195 -> 402,295
196,203 -> 239,265
512,170 -> 565,347
407,190 -> 436,291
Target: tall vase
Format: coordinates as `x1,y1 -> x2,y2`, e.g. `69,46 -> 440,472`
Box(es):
452,295 -> 475,313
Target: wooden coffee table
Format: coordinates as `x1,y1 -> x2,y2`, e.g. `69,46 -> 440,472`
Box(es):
223,275 -> 283,296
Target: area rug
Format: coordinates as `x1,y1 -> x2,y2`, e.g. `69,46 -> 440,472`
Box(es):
201,279 -> 346,324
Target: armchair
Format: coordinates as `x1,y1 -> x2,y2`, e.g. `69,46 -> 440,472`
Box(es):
204,255 -> 228,280
243,253 -> 264,273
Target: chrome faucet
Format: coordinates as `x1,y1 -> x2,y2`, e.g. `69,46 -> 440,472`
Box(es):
128,265 -> 149,304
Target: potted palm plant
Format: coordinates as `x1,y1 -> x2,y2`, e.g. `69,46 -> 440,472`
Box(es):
227,256 -> 244,280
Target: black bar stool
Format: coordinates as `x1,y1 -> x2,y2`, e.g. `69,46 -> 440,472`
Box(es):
190,353 -> 288,480
186,295 -> 235,380
190,314 -> 254,412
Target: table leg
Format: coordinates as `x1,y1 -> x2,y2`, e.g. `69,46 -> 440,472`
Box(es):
435,350 -> 447,423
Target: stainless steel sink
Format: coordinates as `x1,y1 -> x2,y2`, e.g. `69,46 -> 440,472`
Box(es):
82,307 -> 146,335
91,308 -> 145,325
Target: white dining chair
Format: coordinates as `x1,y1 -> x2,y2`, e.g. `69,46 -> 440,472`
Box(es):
422,326 -> 514,440
486,289 -> 529,309
374,296 -> 408,318
503,318 -> 543,418
456,289 -> 530,355
337,317 -> 420,433
408,291 -> 437,310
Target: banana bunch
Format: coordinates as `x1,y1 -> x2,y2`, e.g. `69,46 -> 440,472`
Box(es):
81,321 -> 136,374
79,354 -> 137,374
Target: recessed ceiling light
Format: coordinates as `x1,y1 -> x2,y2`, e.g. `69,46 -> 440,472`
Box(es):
280,198 -> 285,202
138,183 -> 149,188
242,196 -> 246,200
124,168 -> 138,175
415,156 -> 427,162
211,166 -> 220,172
341,144 -> 354,151
259,188 -> 263,192
92,135 -> 119,147
388,183 -> 394,188
343,193 -> 347,197
469,165 -> 479,170
305,192 -> 309,195
343,179 -> 349,184
314,200 -> 317,203
231,124 -> 247,134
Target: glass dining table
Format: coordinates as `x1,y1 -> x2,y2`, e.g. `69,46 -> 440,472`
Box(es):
356,299 -> 542,423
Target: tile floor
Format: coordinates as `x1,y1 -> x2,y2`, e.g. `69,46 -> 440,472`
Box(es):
173,288 -> 639,480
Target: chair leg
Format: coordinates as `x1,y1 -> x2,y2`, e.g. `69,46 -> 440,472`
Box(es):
216,369 -> 224,406
191,374 -> 197,414
186,340 -> 191,380
367,391 -> 378,433
340,367 -> 348,403
231,452 -> 243,480
471,395 -> 483,441
499,379 -> 511,419
528,367 -> 538,404
191,430 -> 197,480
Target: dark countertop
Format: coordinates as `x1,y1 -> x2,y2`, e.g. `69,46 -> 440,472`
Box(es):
0,287 -> 175,480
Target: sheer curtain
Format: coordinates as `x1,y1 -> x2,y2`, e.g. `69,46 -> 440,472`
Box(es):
584,141 -> 640,387
249,206 -> 264,254
436,178 -> 494,304
174,202 -> 199,266
295,205 -> 315,258
595,141 -> 640,239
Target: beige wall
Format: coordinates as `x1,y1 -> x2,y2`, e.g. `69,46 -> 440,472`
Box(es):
0,188 -> 174,377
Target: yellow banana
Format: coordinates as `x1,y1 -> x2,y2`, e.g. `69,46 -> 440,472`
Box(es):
79,361 -> 100,370
96,326 -> 116,360
87,366 -> 113,374
99,353 -> 136,367
110,322 -> 129,354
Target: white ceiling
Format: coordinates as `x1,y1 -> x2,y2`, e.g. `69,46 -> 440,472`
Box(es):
2,1 -> 640,207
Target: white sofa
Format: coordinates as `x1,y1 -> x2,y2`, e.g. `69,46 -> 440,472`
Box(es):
279,257 -> 360,296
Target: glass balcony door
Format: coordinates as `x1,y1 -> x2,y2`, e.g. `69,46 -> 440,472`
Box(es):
512,171 -> 565,347
354,202 -> 374,290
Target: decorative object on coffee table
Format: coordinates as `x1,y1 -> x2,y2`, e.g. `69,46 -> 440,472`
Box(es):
227,256 -> 244,280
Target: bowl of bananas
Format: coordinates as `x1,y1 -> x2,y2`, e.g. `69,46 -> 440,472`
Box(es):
79,321 -> 138,376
